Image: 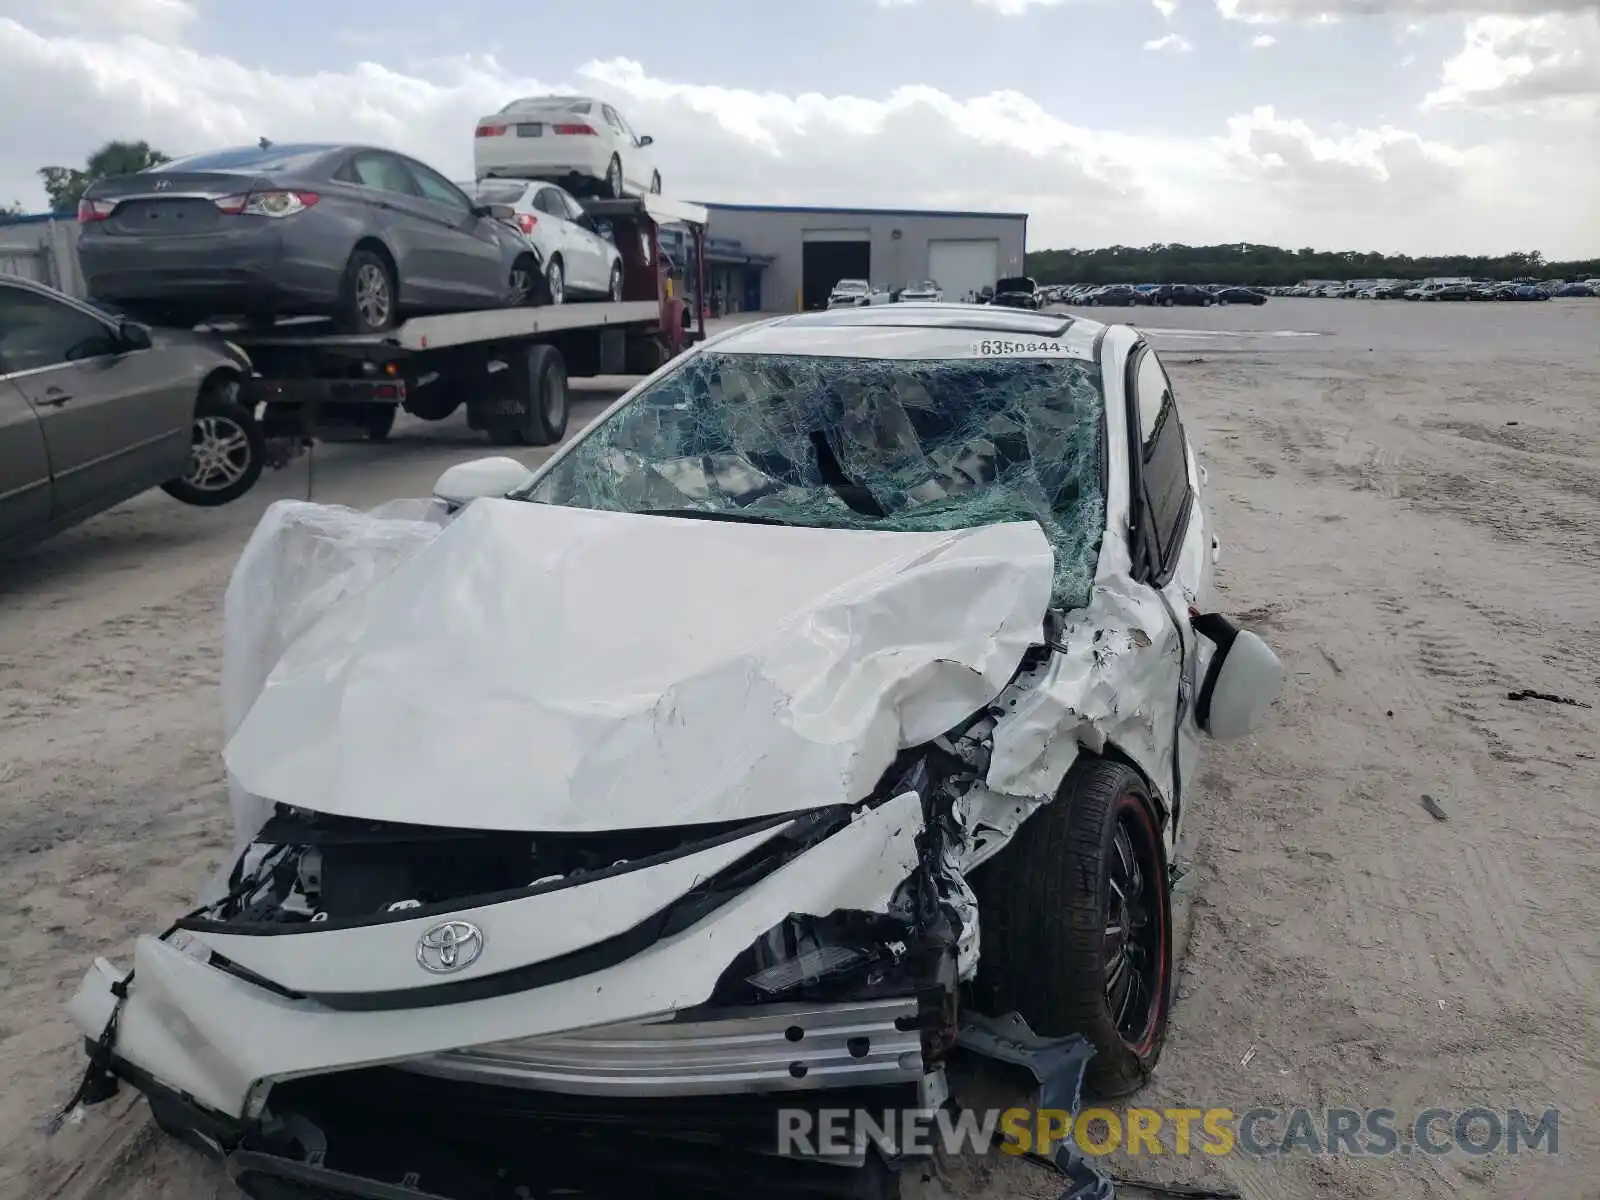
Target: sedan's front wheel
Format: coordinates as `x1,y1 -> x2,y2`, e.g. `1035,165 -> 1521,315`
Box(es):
337,248 -> 397,334
971,755 -> 1173,1099
162,378 -> 265,507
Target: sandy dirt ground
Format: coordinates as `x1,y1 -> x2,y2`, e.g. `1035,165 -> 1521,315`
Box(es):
3,298 -> 1597,1200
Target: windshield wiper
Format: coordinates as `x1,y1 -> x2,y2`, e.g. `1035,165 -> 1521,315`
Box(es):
639,508 -> 793,526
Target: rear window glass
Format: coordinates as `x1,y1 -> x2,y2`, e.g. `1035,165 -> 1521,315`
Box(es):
149,146 -> 335,175
502,98 -> 593,115
474,181 -> 528,205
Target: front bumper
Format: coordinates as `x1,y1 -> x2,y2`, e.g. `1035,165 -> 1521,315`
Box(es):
65,793 -> 927,1120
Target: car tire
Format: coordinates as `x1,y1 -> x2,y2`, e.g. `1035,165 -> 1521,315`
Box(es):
605,155 -> 625,199
337,248 -> 397,334
650,171 -> 662,195
971,754 -> 1174,1100
545,257 -> 566,306
485,342 -> 568,447
365,405 -> 396,442
161,377 -> 265,507
510,255 -> 544,307
607,260 -> 624,302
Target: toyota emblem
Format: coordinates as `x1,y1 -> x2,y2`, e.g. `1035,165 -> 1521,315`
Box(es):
416,920 -> 485,974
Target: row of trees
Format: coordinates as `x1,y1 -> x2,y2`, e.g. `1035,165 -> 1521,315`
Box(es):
1024,243 -> 1600,286
0,140 -> 170,224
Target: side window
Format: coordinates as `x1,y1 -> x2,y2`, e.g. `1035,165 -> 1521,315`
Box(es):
1131,347 -> 1193,577
0,287 -> 120,375
556,190 -> 588,222
1134,344 -> 1171,445
601,105 -> 625,135
532,188 -> 559,216
349,153 -> 419,196
407,161 -> 472,213
613,109 -> 638,141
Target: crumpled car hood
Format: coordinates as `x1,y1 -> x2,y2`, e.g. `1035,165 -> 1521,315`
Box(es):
224,499 -> 1056,832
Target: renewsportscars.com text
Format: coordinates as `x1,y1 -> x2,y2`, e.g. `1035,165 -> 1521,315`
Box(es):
775,1106 -> 1559,1160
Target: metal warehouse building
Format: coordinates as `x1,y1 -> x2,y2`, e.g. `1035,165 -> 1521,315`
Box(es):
690,203 -> 1029,313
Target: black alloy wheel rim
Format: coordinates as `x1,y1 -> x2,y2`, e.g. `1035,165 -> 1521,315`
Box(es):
1104,804 -> 1163,1048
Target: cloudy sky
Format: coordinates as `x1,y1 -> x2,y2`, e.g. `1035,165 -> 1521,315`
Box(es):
0,0 -> 1595,257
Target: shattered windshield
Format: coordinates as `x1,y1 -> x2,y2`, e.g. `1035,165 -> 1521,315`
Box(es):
520,351 -> 1107,609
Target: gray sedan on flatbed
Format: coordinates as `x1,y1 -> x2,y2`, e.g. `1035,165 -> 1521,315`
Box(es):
77,142 -> 540,334
1,276 -> 264,560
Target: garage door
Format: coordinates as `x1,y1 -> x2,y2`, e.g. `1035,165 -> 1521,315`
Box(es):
927,240 -> 1000,303
802,229 -> 871,311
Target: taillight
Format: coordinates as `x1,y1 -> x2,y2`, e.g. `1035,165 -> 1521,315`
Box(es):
215,191 -> 319,217
476,124 -> 508,138
551,123 -> 597,136
78,198 -> 115,223
515,214 -> 537,235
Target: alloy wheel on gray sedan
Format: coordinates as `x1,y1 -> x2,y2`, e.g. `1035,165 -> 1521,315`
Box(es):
186,415 -> 253,493
355,262 -> 391,329
510,266 -> 533,306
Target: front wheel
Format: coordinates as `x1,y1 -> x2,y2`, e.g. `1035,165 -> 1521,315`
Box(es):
605,155 -> 624,199
971,755 -> 1173,1099
161,378 -> 265,507
650,171 -> 662,195
545,257 -> 566,306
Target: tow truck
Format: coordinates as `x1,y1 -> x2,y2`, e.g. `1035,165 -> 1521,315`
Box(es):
224,194 -> 709,451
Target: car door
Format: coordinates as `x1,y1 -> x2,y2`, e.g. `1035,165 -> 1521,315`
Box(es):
609,107 -> 652,191
339,150 -> 445,306
1126,341 -> 1215,842
529,187 -> 584,292
599,105 -> 634,190
0,282 -> 195,524
403,157 -> 512,306
551,187 -> 608,291
0,379 -> 51,552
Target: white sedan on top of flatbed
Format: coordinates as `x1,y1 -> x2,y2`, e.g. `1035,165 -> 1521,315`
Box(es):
474,95 -> 661,200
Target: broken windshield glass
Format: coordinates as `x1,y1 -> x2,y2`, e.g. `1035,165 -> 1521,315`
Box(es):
521,352 -> 1107,609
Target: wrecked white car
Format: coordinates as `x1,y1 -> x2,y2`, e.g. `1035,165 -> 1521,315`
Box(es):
63,305 -> 1283,1199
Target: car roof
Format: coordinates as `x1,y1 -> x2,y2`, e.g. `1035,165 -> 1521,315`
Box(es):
705,304 -> 1107,361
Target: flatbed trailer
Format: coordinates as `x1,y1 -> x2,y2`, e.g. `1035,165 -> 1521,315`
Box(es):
231,194 -> 710,448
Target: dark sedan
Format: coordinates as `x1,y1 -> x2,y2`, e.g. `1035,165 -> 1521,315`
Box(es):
1214,287 -> 1267,305
1150,283 -> 1215,307
988,276 -> 1040,309
77,143 -> 543,333
2,275 -> 265,559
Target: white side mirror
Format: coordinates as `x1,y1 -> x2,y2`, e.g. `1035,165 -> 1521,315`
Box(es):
432,457 -> 536,507
1193,619 -> 1285,740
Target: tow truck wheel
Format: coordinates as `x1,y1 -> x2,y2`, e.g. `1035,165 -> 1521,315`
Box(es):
970,754 -> 1174,1100
162,377 -> 266,506
487,343 -> 568,447
365,405 -> 396,441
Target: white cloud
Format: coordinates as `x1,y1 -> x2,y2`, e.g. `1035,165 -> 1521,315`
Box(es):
969,0 -> 1069,10
1144,31 -> 1196,49
1424,13 -> 1600,117
4,0 -> 197,39
0,15 -> 1594,257
1154,0 -> 1180,18
1251,32 -> 1279,44
1217,0 -> 1596,23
